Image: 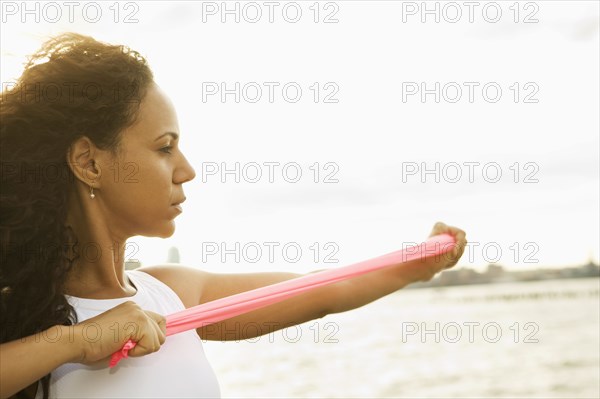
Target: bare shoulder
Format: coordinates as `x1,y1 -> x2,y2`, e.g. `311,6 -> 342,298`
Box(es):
136,264 -> 210,309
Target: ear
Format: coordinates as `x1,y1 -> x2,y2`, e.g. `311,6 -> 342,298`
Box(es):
66,136 -> 102,188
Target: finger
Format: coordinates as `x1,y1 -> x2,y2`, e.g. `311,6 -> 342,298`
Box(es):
157,316 -> 167,337
129,327 -> 159,357
456,236 -> 467,259
459,236 -> 467,255
447,226 -> 466,241
144,310 -> 165,347
127,339 -> 145,357
144,310 -> 165,322
145,331 -> 160,354
450,239 -> 467,266
446,227 -> 466,254
429,221 -> 447,237
149,314 -> 167,343
150,318 -> 166,345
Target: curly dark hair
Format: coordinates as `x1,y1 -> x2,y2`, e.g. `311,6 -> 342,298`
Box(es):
0,32 -> 154,399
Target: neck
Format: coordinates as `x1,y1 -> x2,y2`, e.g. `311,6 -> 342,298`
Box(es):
63,188 -> 136,299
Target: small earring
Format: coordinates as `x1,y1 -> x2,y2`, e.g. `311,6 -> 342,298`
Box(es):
89,185 -> 95,199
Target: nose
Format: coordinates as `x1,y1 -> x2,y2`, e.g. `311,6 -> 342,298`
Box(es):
174,153 -> 196,184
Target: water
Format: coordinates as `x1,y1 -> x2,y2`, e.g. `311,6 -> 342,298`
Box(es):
202,277 -> 600,398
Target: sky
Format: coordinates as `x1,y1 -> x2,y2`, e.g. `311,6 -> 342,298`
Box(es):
1,0 -> 598,274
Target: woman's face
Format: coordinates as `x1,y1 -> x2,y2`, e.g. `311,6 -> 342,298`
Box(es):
93,83 -> 196,238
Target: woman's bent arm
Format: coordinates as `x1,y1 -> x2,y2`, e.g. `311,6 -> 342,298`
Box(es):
0,325 -> 81,399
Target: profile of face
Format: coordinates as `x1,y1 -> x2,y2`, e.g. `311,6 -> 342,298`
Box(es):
68,83 -> 196,239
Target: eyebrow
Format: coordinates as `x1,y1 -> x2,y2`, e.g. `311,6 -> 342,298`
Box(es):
154,132 -> 179,141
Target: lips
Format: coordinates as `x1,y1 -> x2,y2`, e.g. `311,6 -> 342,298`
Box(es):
171,197 -> 185,213
171,197 -> 186,206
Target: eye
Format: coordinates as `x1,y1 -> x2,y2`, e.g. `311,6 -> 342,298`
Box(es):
160,146 -> 173,154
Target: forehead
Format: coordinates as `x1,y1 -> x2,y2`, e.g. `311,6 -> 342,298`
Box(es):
126,83 -> 179,142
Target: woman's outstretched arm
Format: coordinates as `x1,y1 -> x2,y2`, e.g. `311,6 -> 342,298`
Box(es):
327,222 -> 467,314
143,223 -> 466,341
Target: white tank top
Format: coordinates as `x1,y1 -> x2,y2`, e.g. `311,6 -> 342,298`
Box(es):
35,269 -> 221,399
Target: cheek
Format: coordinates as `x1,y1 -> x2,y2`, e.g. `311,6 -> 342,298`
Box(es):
105,160 -> 172,210
132,161 -> 173,201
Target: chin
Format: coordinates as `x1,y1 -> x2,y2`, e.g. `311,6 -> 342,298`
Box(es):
144,221 -> 176,238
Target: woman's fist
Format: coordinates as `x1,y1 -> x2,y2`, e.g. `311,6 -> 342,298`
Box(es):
428,221 -> 467,270
400,221 -> 467,284
72,301 -> 167,367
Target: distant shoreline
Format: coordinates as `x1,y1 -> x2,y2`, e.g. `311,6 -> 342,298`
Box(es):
406,261 -> 600,289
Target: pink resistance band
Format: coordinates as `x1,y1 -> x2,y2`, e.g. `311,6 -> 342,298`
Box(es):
109,233 -> 456,367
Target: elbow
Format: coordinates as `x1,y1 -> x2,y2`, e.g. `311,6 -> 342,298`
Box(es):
320,280 -> 348,316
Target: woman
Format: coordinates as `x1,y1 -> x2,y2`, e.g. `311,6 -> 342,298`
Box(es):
0,33 -> 467,399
